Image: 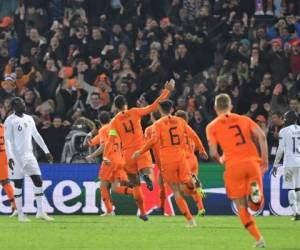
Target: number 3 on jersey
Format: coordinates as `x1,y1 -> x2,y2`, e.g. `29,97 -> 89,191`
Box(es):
123,120 -> 135,134
229,125 -> 246,146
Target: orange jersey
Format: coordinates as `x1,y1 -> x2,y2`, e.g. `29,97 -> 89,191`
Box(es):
145,125 -> 161,167
0,124 -> 8,180
185,134 -> 196,158
0,123 -> 6,158
140,115 -> 206,164
103,124 -> 123,165
109,89 -> 170,151
88,129 -> 102,147
206,113 -> 260,166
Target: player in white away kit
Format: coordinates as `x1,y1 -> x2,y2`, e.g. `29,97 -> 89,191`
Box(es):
272,110 -> 300,221
4,97 -> 54,222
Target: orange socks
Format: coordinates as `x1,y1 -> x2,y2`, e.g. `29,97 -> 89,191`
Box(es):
3,183 -> 16,209
238,207 -> 261,241
101,187 -> 113,213
115,186 -> 133,195
175,197 -> 193,221
133,186 -> 146,216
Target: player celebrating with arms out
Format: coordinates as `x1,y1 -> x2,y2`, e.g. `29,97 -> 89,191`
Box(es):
272,110 -> 300,221
4,97 -> 54,222
107,79 -> 174,221
133,100 -> 208,227
206,94 -> 268,248
86,111 -> 133,216
0,122 -> 16,214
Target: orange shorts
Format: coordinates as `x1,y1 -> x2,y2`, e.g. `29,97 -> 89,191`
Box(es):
0,155 -> 8,180
224,159 -> 263,199
99,163 -> 128,183
186,155 -> 198,175
123,148 -> 152,174
161,159 -> 191,184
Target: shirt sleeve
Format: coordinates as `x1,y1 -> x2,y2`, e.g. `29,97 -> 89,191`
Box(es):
88,134 -> 100,147
134,89 -> 170,117
206,123 -> 218,146
4,118 -> 13,159
185,123 -> 206,154
31,118 -> 50,154
273,130 -> 284,166
140,122 -> 160,154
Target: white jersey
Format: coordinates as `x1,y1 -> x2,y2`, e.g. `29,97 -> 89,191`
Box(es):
4,113 -> 49,159
274,125 -> 300,168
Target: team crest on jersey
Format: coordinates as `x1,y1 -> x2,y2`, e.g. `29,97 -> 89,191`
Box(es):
24,122 -> 28,128
17,125 -> 22,131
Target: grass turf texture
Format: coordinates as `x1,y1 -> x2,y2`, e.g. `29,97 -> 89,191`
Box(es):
0,215 -> 299,250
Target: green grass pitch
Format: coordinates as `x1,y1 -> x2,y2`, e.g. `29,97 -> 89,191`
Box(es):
0,215 -> 299,250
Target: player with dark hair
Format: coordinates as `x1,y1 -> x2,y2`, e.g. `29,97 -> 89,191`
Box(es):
86,111 -> 133,216
133,100 -> 208,226
175,110 -> 206,216
106,80 -> 174,221
272,110 -> 300,221
4,97 -> 54,222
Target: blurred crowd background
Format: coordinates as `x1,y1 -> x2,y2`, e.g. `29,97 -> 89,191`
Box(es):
0,0 -> 300,163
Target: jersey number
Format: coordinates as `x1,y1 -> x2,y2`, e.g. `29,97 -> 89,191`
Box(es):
169,127 -> 180,145
0,136 -> 4,152
229,125 -> 246,146
292,137 -> 300,154
123,120 -> 135,134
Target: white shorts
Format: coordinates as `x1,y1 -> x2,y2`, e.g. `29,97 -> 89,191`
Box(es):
283,167 -> 300,189
10,154 -> 41,180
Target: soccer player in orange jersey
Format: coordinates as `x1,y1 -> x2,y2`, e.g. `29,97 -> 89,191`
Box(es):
107,80 -> 175,221
175,110 -> 206,216
0,122 -> 16,214
144,110 -> 168,215
86,111 -> 133,216
206,94 -> 268,248
133,100 -> 208,227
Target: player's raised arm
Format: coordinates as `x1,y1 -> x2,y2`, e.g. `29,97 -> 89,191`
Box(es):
31,118 -> 53,162
272,130 -> 284,177
251,124 -> 269,174
135,79 -> 175,116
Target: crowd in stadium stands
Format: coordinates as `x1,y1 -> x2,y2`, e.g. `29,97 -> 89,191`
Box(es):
0,0 -> 300,162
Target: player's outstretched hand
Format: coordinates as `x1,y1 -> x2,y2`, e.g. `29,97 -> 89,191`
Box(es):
46,153 -> 54,163
132,150 -> 141,159
271,166 -> 278,177
8,159 -> 15,171
199,152 -> 208,160
165,78 -> 175,92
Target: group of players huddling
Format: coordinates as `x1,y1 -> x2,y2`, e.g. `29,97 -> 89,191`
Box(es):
1,79 -> 300,248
